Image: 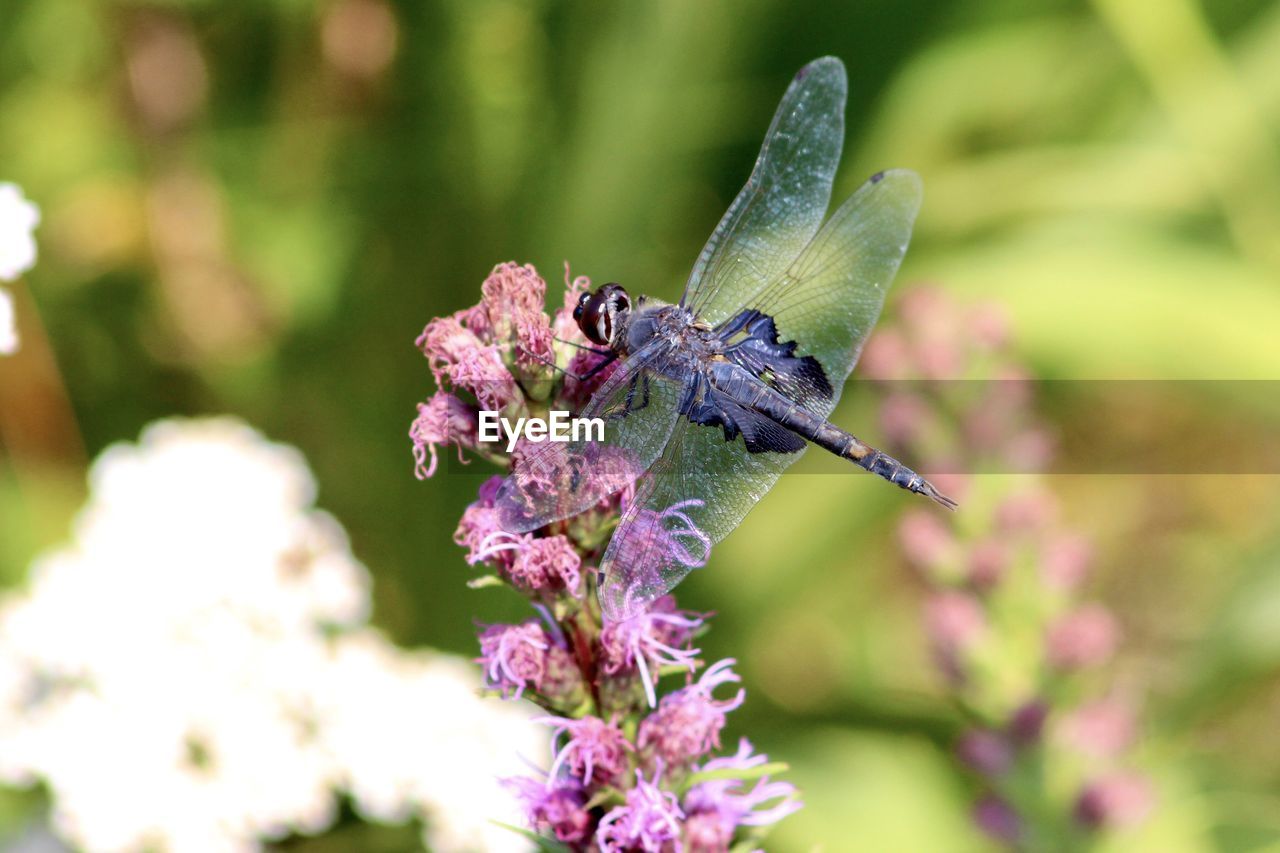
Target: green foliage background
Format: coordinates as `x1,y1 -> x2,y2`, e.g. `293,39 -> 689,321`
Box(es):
3,0 -> 1280,849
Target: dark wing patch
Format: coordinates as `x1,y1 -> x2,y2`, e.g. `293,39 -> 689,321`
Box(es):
681,379 -> 807,454
718,309 -> 833,403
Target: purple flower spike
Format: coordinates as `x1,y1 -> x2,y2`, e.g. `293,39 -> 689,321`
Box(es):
600,596 -> 704,708
596,768 -> 685,853
417,262 -> 803,846
638,659 -> 745,767
537,715 -> 632,788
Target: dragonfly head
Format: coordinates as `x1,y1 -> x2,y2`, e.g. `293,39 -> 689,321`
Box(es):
574,282 -> 631,348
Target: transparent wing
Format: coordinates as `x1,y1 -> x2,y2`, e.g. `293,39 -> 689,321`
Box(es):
598,415 -> 804,622
743,168 -> 923,418
681,57 -> 846,325
597,170 -> 923,621
494,344 -> 688,533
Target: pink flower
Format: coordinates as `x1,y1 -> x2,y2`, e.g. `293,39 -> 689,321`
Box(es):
1046,605 -> 1119,671
469,531 -> 583,596
596,768 -> 685,852
415,315 -> 519,410
538,715 -> 633,788
476,621 -> 581,702
454,478 -> 507,562
600,596 -> 703,708
637,659 -> 745,767
480,262 -> 554,372
409,391 -> 477,479
1074,773 -> 1153,829
504,775 -> 592,843
684,739 -> 802,835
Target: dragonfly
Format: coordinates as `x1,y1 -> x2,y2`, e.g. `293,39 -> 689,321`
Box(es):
496,56 -> 954,622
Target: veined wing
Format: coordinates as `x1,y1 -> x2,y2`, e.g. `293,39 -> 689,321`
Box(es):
681,57 -> 846,326
598,402 -> 805,622
494,344 -> 687,533
740,168 -> 923,418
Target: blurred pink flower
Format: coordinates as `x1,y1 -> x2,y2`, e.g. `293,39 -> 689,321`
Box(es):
925,592 -> 987,677
994,489 -> 1057,534
956,730 -> 1014,777
1061,699 -> 1137,759
1074,773 -> 1153,829
1040,533 -> 1093,591
898,508 -> 957,571
968,537 -> 1012,590
1007,699 -> 1050,746
973,795 -> 1021,843
1046,605 -> 1119,671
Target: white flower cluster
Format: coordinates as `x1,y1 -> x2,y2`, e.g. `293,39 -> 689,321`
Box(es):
0,182 -> 40,355
0,418 -> 539,853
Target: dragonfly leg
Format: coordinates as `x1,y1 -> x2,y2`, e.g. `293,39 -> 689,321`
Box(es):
579,350 -> 619,382
554,336 -> 613,356
606,373 -> 653,423
515,344 -> 616,383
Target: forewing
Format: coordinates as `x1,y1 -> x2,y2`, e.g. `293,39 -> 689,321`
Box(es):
494,344 -> 687,533
598,415 -> 804,622
681,58 -> 846,325
740,169 -> 923,418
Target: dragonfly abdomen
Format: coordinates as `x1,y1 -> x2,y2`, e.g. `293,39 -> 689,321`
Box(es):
712,364 -> 957,510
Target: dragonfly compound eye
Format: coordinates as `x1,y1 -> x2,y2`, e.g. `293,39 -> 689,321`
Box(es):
577,291 -> 612,346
